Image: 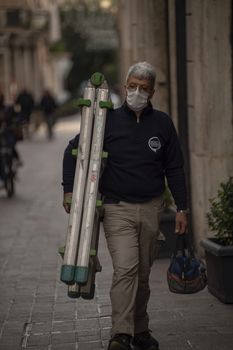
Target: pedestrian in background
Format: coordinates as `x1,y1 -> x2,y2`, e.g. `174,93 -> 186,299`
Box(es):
40,89 -> 57,140
0,103 -> 24,195
15,88 -> 34,138
62,62 -> 188,350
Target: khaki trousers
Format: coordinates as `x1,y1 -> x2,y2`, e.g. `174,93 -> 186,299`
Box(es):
103,196 -> 164,336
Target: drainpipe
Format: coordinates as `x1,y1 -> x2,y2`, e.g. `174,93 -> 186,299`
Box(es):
175,0 -> 192,232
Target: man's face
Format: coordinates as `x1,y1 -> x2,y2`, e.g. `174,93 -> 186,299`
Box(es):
125,76 -> 155,99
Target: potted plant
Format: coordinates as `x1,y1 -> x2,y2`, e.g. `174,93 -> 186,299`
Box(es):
201,176 -> 233,303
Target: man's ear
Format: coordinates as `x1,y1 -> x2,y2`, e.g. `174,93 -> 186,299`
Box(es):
149,88 -> 155,100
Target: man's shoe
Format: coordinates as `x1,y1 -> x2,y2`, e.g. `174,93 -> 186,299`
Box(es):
132,331 -> 159,350
108,333 -> 132,350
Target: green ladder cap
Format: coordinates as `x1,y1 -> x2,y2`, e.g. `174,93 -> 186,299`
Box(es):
72,148 -> 78,156
58,245 -> 66,259
75,266 -> 88,283
99,100 -> 113,109
77,98 -> 91,107
96,199 -> 103,207
90,249 -> 97,256
91,72 -> 105,87
64,195 -> 72,204
102,151 -> 108,159
60,265 -> 75,284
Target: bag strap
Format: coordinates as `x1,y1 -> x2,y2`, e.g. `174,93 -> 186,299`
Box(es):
173,234 -> 185,256
173,234 -> 195,258
184,233 -> 195,258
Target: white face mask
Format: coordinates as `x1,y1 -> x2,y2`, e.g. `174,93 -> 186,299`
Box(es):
126,87 -> 149,112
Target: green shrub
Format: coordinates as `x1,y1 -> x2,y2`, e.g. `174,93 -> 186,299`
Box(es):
207,177 -> 233,245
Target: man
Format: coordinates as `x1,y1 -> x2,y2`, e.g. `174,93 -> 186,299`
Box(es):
15,88 -> 34,137
40,89 -> 57,139
62,62 -> 188,350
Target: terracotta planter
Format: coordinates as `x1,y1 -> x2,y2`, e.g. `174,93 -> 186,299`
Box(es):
201,238 -> 233,303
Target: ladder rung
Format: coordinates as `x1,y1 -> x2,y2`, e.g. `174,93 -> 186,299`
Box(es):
72,148 -> 78,156
99,100 -> 113,109
77,98 -> 92,107
102,151 -> 108,159
90,249 -> 96,256
96,199 -> 103,207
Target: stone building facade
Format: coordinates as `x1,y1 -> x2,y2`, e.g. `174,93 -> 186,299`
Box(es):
117,0 -> 233,253
186,0 -> 232,250
0,0 -> 68,104
118,0 -> 170,115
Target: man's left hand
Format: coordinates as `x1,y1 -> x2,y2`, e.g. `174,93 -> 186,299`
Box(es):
175,211 -> 188,234
63,192 -> 72,213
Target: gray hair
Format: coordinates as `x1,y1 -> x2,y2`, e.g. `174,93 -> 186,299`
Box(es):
126,62 -> 156,88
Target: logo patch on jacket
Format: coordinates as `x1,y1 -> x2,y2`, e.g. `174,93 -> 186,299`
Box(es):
148,137 -> 161,152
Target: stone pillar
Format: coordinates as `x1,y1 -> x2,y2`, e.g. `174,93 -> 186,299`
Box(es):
118,0 -> 170,113
14,46 -> 24,91
148,0 -> 169,113
49,2 -> 61,42
3,48 -> 12,104
186,0 -> 233,253
118,0 -> 133,90
33,45 -> 43,102
23,46 -> 34,92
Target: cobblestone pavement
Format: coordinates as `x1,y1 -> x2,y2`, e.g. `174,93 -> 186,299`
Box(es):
0,116 -> 233,350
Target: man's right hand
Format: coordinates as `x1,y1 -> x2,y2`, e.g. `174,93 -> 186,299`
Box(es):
63,192 -> 73,213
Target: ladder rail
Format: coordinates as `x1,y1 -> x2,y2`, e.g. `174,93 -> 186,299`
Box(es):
75,85 -> 109,283
61,85 -> 95,283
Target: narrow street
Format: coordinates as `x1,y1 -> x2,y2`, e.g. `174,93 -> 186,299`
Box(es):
0,116 -> 232,350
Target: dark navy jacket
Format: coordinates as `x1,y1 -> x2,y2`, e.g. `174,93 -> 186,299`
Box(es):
62,103 -> 187,210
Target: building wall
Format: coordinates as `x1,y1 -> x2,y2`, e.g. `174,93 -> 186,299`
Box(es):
0,0 -> 67,104
118,0 -> 233,254
118,0 -> 170,113
186,0 -> 233,252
